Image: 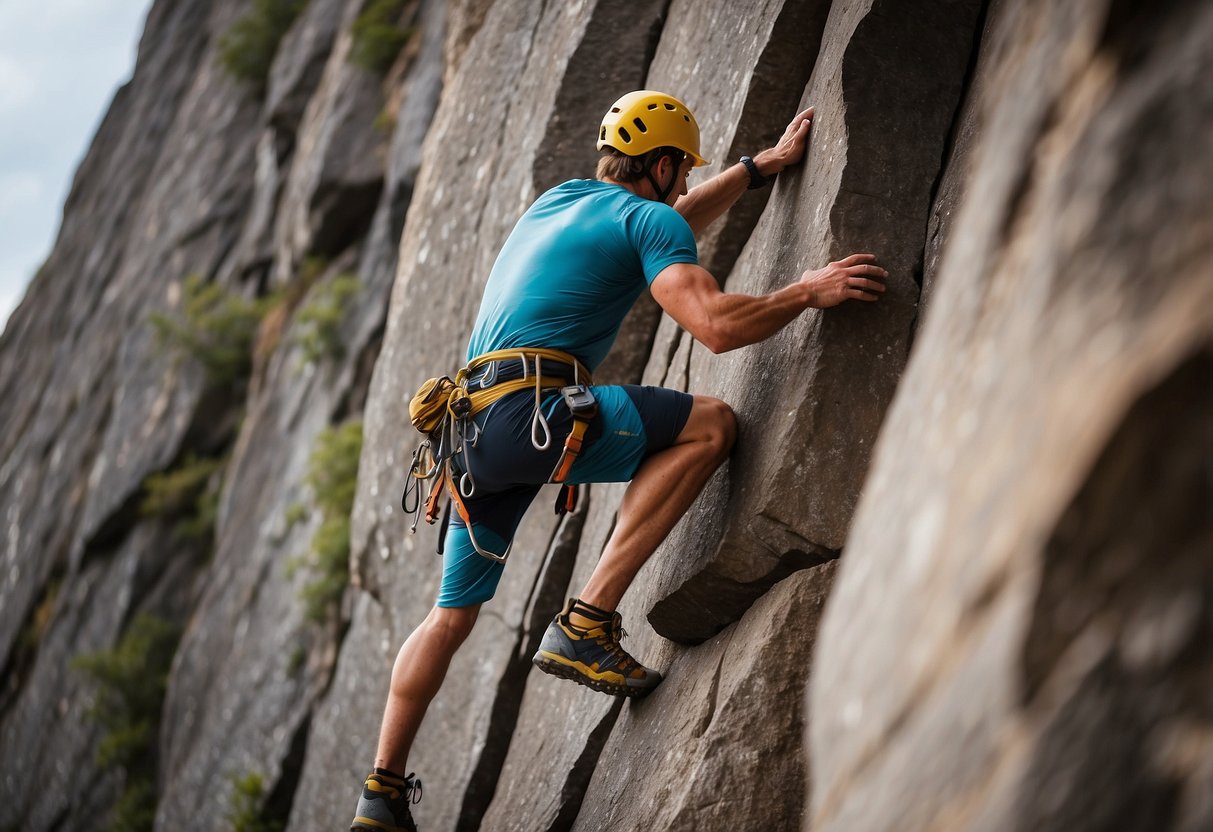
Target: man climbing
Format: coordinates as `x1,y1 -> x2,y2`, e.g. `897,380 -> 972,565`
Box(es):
351,90 -> 887,832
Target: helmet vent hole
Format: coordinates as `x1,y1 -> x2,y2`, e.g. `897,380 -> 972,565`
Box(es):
600,127 -> 606,141
632,117 -> 647,133
647,103 -> 658,110
610,107 -> 621,113
664,103 -> 675,110
683,115 -> 690,122
618,126 -> 632,143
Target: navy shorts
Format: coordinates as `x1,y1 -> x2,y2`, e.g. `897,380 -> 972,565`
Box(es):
435,384 -> 693,607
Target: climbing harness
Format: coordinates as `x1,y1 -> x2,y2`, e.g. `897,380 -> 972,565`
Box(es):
402,348 -> 596,563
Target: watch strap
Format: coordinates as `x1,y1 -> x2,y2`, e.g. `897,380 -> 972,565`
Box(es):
740,155 -> 771,190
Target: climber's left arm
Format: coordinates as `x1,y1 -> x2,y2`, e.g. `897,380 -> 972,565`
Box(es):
674,106 -> 815,236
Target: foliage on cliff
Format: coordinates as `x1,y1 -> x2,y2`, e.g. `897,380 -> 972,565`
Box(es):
292,420 -> 363,623
140,453 -> 225,544
72,613 -> 182,832
293,274 -> 359,365
351,0 -> 413,74
150,275 -> 273,388
220,0 -> 310,88
226,771 -> 286,832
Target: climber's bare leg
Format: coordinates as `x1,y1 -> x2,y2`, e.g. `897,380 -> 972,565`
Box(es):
374,603 -> 479,773
576,395 -> 736,612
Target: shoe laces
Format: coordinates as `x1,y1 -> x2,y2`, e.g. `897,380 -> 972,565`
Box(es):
594,613 -> 634,670
403,773 -> 423,805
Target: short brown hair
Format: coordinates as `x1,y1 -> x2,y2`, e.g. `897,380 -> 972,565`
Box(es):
596,146 -> 685,183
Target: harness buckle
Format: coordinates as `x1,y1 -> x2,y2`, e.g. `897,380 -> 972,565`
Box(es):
560,384 -> 597,419
449,393 -> 473,420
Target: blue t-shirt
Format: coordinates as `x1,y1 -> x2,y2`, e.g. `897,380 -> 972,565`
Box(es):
466,179 -> 698,370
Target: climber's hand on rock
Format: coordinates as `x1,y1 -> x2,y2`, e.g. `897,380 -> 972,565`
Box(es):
753,107 -> 815,175
801,254 -> 888,308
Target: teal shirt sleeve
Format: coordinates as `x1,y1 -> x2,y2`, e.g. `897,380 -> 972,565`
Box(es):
626,202 -> 698,284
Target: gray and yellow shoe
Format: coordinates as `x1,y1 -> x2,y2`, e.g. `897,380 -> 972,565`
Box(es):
532,598 -> 662,698
351,770 -> 422,832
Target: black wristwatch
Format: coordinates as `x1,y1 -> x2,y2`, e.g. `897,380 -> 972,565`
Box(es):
740,155 -> 773,190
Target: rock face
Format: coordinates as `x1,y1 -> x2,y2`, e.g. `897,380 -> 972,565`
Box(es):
1,0 -> 1208,830
644,0 -> 984,644
809,1 -> 1213,830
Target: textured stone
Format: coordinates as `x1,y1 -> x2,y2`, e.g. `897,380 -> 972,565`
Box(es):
638,0 -> 832,409
917,0 -> 999,333
478,483 -> 627,832
646,0 -> 830,279
443,0 -> 496,89
156,2 -> 446,827
574,563 -> 836,832
5,0 -> 1210,828
222,0 -> 350,286
809,1 -> 1213,829
156,251 -> 363,832
285,592 -> 398,830
342,3 -> 669,828
482,7 -> 839,823
0,527 -> 146,830
0,0 -> 219,688
75,0 -> 266,549
645,0 -> 984,644
272,0 -> 388,279
266,0 -> 346,137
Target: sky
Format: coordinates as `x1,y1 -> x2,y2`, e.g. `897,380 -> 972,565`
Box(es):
0,0 -> 151,335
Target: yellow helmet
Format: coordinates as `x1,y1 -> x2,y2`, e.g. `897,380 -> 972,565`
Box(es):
597,90 -> 709,167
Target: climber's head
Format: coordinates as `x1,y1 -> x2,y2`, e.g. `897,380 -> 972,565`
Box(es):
596,90 -> 708,205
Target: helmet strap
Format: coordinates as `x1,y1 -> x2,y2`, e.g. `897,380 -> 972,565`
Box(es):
644,150 -> 682,203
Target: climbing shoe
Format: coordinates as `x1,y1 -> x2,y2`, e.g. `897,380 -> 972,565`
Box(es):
351,769 -> 422,832
532,598 -> 662,698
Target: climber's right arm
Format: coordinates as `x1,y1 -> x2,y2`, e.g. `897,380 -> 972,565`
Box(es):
650,254 -> 887,354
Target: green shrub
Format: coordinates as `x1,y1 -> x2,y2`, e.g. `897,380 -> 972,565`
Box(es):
73,613 -> 180,772
141,453 -> 225,542
292,274 -> 359,365
286,642 -> 308,675
295,420 -> 363,623
108,778 -> 157,832
220,0 -> 310,87
350,0 -> 413,73
150,275 -> 272,387
255,258 -> 330,370
72,613 -> 181,832
284,501 -> 308,529
372,106 -> 396,133
227,771 -> 285,832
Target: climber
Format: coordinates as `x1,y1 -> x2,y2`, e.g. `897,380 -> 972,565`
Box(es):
351,90 -> 887,832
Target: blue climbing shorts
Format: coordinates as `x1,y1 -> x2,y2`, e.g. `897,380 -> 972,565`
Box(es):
435,384 -> 693,608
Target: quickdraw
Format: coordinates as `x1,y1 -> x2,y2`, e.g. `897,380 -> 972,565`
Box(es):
402,348 -> 596,563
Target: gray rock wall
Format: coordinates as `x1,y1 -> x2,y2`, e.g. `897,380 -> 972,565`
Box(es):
809,1 -> 1213,829
0,0 -> 443,827
157,0 -> 446,829
338,2 -> 670,828
0,0 -> 217,692
644,0 -> 983,645
2,0 -> 1208,830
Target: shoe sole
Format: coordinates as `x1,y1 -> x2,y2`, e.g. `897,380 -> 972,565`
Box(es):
351,817 -> 413,832
533,652 -> 655,698
351,820 -> 403,832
